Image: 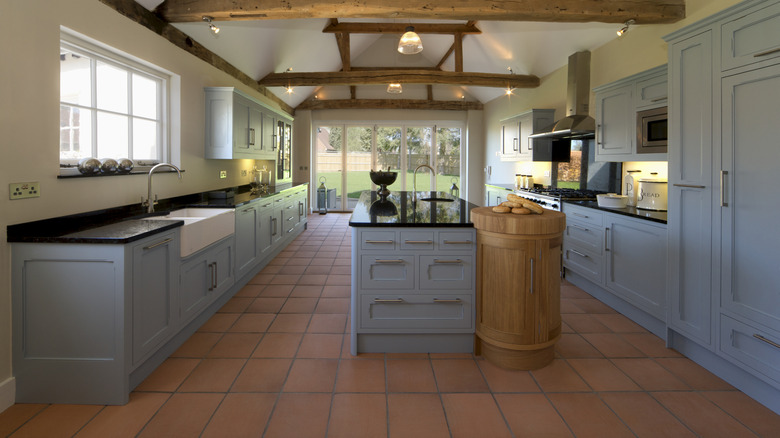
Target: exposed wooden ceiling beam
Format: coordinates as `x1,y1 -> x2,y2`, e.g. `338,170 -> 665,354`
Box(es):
155,0 -> 685,24
297,98 -> 484,111
260,70 -> 539,88
322,22 -> 481,35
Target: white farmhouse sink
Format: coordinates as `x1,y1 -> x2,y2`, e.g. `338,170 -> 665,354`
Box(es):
143,208 -> 235,257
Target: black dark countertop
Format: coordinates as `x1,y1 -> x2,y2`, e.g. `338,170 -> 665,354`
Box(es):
564,200 -> 668,224
7,182 -> 309,244
349,191 -> 479,227
485,183 -> 515,191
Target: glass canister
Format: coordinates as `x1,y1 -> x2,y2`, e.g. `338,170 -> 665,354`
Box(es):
516,174 -> 523,189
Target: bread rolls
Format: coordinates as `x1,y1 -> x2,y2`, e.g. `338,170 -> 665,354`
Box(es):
492,206 -> 510,214
511,207 -> 531,215
521,201 -> 544,214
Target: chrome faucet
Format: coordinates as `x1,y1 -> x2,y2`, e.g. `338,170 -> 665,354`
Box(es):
145,163 -> 182,213
412,164 -> 435,202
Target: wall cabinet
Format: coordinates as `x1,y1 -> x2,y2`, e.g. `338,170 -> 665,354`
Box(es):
205,87 -> 288,160
498,109 -> 555,161
593,65 -> 668,162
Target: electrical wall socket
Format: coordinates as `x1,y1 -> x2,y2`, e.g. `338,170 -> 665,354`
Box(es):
241,170 -> 248,177
544,170 -> 551,177
219,170 -> 227,179
10,182 -> 40,200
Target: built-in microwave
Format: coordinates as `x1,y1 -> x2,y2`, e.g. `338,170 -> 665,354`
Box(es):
636,106 -> 668,154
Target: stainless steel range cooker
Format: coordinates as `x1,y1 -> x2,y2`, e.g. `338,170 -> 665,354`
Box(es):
515,188 -> 605,211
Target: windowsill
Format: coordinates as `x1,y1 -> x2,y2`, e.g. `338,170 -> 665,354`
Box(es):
58,166 -> 185,178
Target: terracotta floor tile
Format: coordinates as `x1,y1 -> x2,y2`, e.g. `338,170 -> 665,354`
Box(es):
581,333 -> 646,357
246,297 -> 286,313
703,391 -> 780,437
429,353 -> 474,359
270,274 -> 301,285
283,359 -> 339,392
562,314 -> 613,333
267,257 -> 289,266
201,393 -> 276,438
285,257 -> 312,266
298,274 -> 329,285
75,392 -> 170,438
248,273 -> 275,284
388,394 -> 449,438
335,359 -> 386,393
341,336 -> 385,359
218,297 -> 254,313
549,393 -> 633,437
329,265 -> 351,275
137,393 -> 223,438
267,313 -> 311,332
303,265 -> 334,275
177,358 -> 245,392
600,392 -> 696,438
231,358 -> 292,392
567,358 -> 641,391
569,298 -> 617,314
259,284 -> 294,297
619,333 -> 682,357
561,321 -> 575,333
0,404 -> 47,438
612,358 -> 690,391
386,359 -> 438,393
170,332 -> 221,358
198,313 -> 240,332
322,285 -> 351,298
135,358 -> 200,392
560,299 -> 586,314
333,258 -> 352,266
431,359 -> 489,392
233,284 -> 265,298
655,357 -> 735,390
328,393 -> 387,438
10,405 -> 103,438
554,333 -> 604,358
259,265 -> 282,275
530,359 -> 591,392
325,274 -> 351,286
307,313 -> 348,333
441,393 -> 512,438
495,393 -> 573,437
264,393 -> 332,438
592,313 -> 648,333
296,333 -> 343,358
310,258 -> 335,266
386,353 -> 430,359
316,250 -> 339,258
206,333 -> 262,358
477,360 -> 541,393
290,285 -> 324,297
279,264 -> 307,275
560,283 -> 594,299
315,298 -> 350,314
653,391 -> 758,438
280,297 -> 319,313
252,333 -> 302,358
228,313 -> 275,333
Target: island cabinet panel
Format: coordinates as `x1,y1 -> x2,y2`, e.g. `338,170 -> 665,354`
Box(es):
418,255 -> 473,290
360,255 -> 416,289
359,294 -> 473,331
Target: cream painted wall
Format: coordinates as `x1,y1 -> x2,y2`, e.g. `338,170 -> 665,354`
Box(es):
0,0 -> 291,401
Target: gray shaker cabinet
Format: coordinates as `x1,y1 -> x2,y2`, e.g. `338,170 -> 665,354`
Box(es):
179,236 -> 235,325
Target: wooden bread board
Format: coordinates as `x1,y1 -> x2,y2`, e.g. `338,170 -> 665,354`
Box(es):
470,206 -> 566,235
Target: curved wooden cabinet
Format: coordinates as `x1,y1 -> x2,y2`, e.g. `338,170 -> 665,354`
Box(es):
471,207 -> 565,370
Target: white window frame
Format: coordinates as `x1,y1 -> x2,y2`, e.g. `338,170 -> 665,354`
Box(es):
59,27 -> 180,175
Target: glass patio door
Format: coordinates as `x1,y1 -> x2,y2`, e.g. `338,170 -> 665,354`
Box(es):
314,126 -> 343,211
345,126 -> 373,210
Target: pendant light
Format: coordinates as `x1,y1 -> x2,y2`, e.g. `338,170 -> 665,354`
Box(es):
398,26 -> 423,54
386,83 -> 403,94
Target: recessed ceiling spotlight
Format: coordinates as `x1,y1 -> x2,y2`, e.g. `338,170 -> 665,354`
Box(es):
617,19 -> 635,36
202,16 -> 220,35
505,87 -> 513,96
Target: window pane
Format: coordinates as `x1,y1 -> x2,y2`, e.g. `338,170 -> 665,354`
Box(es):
97,112 -> 128,158
96,61 -> 128,113
406,127 -> 432,191
376,127 -> 401,171
346,127 -> 373,206
60,50 -> 91,106
437,127 -> 461,192
132,74 -> 158,119
133,118 -> 159,160
60,105 -> 92,159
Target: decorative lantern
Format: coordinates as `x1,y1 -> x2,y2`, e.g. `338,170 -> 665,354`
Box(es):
317,176 -> 328,215
450,178 -> 459,198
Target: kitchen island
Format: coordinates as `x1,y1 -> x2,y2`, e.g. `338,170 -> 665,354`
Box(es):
348,191 -> 479,355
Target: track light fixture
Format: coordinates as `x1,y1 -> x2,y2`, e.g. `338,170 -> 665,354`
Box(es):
617,19 -> 635,36
202,16 -> 220,35
398,26 -> 423,55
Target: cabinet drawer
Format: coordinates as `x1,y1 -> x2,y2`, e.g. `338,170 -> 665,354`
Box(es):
361,231 -> 396,250
360,255 -> 415,290
438,231 -> 475,251
564,222 -> 604,255
419,255 -> 473,290
563,242 -> 603,285
721,1 -> 780,71
359,294 -> 473,330
719,314 -> 780,386
400,231 -> 434,250
563,204 -> 604,227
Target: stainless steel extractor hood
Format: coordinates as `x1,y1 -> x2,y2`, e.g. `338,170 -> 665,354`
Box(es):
529,51 -> 595,140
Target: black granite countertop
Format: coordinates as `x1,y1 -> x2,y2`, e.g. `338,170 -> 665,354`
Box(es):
563,200 -> 668,224
349,191 -> 478,227
485,183 -> 516,191
7,182 -> 309,244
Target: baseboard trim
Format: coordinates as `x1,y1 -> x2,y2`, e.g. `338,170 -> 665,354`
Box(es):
0,377 -> 15,413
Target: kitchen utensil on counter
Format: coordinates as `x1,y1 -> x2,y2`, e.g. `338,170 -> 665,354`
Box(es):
99,158 -> 118,174
116,158 -> 134,174
636,177 -> 668,211
624,170 -> 641,206
596,193 -> 628,208
77,157 -> 101,175
369,169 -> 398,196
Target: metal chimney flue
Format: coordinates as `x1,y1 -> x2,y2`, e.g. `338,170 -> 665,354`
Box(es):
566,51 -> 591,117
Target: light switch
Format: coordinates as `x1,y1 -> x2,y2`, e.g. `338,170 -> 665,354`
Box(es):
10,182 -> 40,200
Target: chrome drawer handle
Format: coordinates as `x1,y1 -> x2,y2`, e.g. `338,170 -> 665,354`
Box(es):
143,238 -> 173,250
375,259 -> 405,264
286,205 -> 294,209
374,298 -> 404,303
262,203 -> 271,207
572,212 -> 589,218
443,240 -> 473,245
754,47 -> 780,57
405,240 -> 433,244
287,227 -> 295,233
720,170 -> 729,207
433,259 -> 462,264
568,249 -> 588,258
365,240 -> 394,244
287,216 -> 293,222
673,184 -> 706,189
753,334 -> 780,349
569,224 -> 590,232
433,298 -> 462,303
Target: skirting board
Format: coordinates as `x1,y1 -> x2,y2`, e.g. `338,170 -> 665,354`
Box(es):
0,377 -> 15,414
